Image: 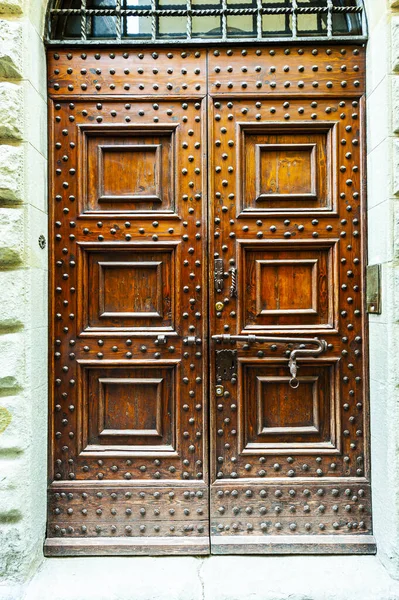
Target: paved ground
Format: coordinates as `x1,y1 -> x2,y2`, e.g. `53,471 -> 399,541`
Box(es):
2,555 -> 399,600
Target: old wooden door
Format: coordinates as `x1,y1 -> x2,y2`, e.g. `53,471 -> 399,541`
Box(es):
47,43 -> 374,556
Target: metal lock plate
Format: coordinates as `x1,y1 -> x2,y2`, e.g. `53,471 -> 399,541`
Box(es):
366,264 -> 381,314
216,349 -> 237,382
215,385 -> 224,397
214,258 -> 224,293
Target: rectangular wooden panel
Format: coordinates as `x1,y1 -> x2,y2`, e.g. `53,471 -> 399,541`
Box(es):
79,362 -> 179,453
81,126 -> 178,215
238,358 -> 340,453
77,243 -> 180,334
238,125 -> 335,214
237,240 -> 338,332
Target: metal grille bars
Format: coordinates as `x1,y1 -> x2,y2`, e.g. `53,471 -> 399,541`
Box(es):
46,0 -> 367,45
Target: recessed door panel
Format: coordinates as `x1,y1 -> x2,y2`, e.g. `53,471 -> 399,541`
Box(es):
237,240 -> 338,331
77,243 -> 180,334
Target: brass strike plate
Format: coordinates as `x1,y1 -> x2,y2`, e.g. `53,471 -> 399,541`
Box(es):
366,264 -> 381,314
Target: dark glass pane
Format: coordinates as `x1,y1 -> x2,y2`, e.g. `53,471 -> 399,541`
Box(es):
297,0 -> 326,4
125,15 -> 152,36
52,0 -> 82,39
331,0 -> 358,4
332,0 -> 362,35
297,12 -> 327,36
262,0 -> 290,6
192,0 -> 221,5
158,0 -> 186,6
126,0 -> 151,5
158,15 -> 187,38
192,15 -> 221,37
226,14 -> 256,37
87,0 -> 117,38
332,11 -> 361,35
262,13 -> 291,36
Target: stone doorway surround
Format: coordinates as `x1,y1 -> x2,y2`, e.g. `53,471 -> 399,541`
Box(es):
1,0 -> 399,598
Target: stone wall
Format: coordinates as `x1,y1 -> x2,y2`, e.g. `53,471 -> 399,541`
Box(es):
366,0 -> 399,579
0,0 -> 48,585
2,0 -> 399,596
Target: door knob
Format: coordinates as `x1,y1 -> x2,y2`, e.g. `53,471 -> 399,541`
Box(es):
212,334 -> 328,388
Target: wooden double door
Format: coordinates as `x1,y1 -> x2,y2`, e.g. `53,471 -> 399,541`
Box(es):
46,43 -> 375,556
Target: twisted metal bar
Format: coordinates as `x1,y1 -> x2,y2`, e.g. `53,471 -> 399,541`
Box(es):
327,0 -> 333,38
81,0 -> 87,40
47,0 -> 366,42
115,0 -> 122,41
291,0 -> 297,39
186,0 -> 192,40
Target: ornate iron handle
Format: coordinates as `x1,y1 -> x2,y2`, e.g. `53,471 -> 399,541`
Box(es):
212,334 -> 328,389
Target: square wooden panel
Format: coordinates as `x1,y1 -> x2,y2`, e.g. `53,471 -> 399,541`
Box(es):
255,143 -> 317,201
238,359 -> 340,455
237,240 -> 338,332
236,123 -> 337,216
79,124 -> 178,215
77,243 -> 180,335
78,362 -> 179,454
99,143 -> 162,202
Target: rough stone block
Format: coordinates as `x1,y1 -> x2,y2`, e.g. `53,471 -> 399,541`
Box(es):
394,138 -> 399,196
0,82 -> 22,139
0,269 -> 26,330
25,205 -> 47,271
392,17 -> 399,73
0,208 -> 24,265
28,0 -> 47,38
368,77 -> 390,151
23,81 -> 47,155
367,139 -> 391,208
392,77 -> 399,134
0,20 -> 22,79
368,200 -> 394,265
394,203 -> 399,260
0,0 -> 23,14
26,144 -> 47,212
0,393 -> 30,455
0,333 -> 25,391
366,16 -> 389,95
24,21 -> 46,101
0,145 -> 24,202
0,523 -> 27,580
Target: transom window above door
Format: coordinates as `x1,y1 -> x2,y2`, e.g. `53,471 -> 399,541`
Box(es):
46,0 -> 367,45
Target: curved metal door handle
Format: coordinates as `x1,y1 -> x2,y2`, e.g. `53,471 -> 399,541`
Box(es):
212,334 -> 328,388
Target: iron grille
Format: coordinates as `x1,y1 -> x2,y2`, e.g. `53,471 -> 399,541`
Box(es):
45,0 -> 367,45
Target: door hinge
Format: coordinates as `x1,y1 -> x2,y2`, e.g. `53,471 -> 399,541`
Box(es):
216,349 -> 238,382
